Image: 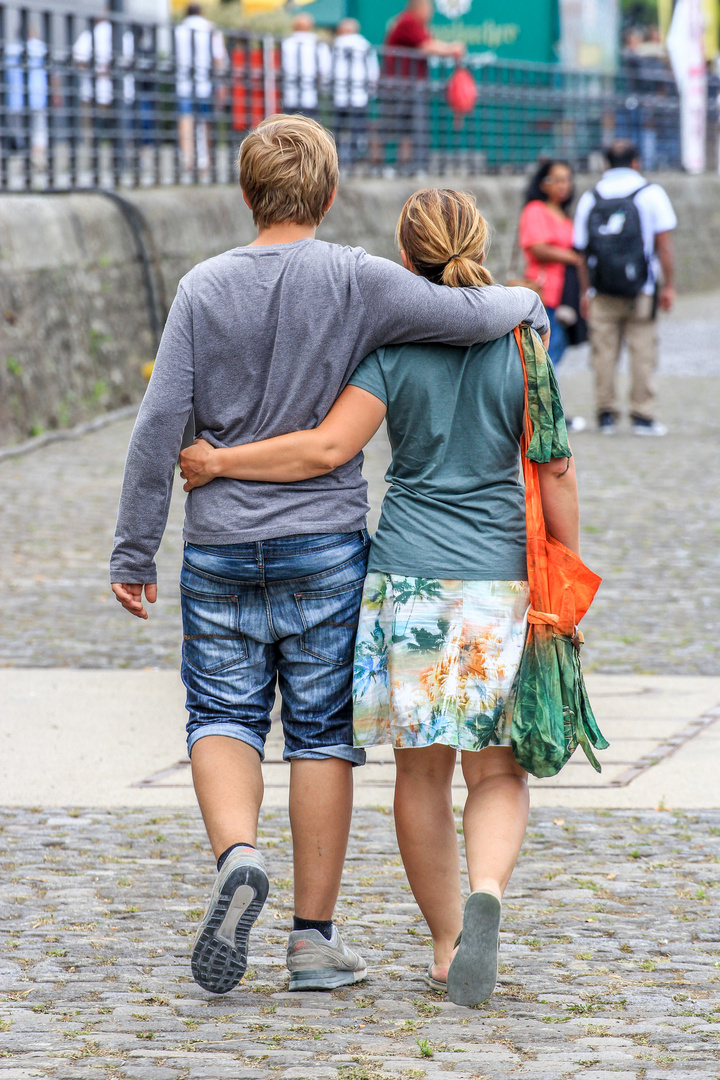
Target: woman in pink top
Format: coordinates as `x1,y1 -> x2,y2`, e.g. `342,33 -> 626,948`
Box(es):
519,159 -> 586,431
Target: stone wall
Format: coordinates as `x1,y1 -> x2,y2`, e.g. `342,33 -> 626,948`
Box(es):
1,173 -> 719,445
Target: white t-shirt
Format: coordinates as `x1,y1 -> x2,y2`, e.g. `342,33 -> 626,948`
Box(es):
574,168 -> 677,294
174,15 -> 227,101
73,21 -> 135,105
331,33 -> 379,109
281,31 -> 331,110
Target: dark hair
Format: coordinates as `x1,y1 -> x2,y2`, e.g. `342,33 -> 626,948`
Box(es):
606,139 -> 639,169
186,3 -> 202,16
524,160 -> 575,212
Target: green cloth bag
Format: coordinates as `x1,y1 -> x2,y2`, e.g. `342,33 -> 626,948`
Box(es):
510,327 -> 609,778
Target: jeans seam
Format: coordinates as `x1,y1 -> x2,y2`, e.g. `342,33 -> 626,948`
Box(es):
285,546 -> 370,587
262,585 -> 280,642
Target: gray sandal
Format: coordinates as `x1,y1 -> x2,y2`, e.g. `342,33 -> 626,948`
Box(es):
446,890 -> 501,1006
423,963 -> 447,992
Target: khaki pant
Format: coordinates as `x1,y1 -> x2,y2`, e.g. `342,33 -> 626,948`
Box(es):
588,292 -> 658,421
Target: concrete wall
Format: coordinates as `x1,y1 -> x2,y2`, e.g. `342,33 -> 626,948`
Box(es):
1,173 -> 719,445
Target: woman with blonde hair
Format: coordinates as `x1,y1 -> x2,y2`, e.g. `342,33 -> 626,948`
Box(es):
179,188 -> 579,1006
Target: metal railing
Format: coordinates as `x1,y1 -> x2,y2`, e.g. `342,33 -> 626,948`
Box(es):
1,4 -> 715,192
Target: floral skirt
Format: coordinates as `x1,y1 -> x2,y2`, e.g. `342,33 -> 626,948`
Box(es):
352,573 -> 531,751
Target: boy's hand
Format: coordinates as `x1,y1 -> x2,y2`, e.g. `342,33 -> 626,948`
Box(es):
180,438 -> 218,491
111,582 -> 157,620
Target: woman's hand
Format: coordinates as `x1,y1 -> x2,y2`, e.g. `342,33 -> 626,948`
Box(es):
180,438 -> 219,491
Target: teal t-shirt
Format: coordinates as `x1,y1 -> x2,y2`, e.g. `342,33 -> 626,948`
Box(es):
348,333 -> 528,580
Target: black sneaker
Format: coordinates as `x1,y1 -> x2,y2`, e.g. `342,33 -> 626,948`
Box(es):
632,416 -> 668,437
598,412 -> 616,435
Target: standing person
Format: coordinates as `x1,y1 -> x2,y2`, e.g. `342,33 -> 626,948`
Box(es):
4,20 -> 48,168
73,10 -> 135,174
574,139 -> 676,435
383,0 -> 463,173
174,3 -> 228,178
519,159 -> 586,432
331,18 -> 379,170
110,116 -> 550,997
281,14 -> 331,119
179,188 -> 578,1007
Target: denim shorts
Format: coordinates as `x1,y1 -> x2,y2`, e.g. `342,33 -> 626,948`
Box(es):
177,98 -> 212,117
181,531 -> 369,765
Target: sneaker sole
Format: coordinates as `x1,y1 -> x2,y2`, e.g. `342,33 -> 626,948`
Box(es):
447,891 -> 501,1007
288,963 -> 368,991
191,863 -> 269,994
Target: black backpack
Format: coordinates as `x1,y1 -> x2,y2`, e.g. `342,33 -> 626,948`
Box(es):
585,185 -> 650,297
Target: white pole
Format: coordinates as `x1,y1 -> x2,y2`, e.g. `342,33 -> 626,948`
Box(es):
667,0 -> 707,173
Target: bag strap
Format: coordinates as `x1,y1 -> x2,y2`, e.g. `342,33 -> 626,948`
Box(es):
514,326 -> 561,630
513,326 -> 546,540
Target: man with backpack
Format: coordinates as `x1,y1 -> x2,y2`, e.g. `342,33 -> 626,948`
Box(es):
574,139 -> 676,436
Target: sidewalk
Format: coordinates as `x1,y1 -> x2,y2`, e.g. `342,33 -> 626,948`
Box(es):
1,803 -> 719,1079
1,668 -> 719,810
0,294 -> 719,1079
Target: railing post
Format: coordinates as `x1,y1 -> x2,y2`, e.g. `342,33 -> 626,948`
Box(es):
262,34 -> 275,123
0,4 -> 6,192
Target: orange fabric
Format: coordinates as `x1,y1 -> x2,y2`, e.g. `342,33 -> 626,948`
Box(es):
514,327 -> 601,637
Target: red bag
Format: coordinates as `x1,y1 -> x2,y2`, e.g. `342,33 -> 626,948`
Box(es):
446,67 -> 478,115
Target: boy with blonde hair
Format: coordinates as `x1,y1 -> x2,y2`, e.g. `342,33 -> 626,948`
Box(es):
111,114 -> 548,994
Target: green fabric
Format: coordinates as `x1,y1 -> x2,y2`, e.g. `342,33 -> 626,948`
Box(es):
509,327 -> 608,779
511,625 -> 609,778
522,326 -> 572,464
348,336 -> 529,580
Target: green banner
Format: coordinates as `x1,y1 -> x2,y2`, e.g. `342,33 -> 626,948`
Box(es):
328,0 -> 560,62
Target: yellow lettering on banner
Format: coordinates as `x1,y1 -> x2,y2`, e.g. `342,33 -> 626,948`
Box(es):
433,20 -> 521,49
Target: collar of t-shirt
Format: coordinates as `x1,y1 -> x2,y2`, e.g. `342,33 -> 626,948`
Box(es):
595,167 -> 647,198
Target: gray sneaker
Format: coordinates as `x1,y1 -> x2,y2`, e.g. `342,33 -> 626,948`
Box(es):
286,926 -> 367,990
191,847 -> 268,995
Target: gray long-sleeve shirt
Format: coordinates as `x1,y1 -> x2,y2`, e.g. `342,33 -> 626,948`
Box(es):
110,239 -> 549,583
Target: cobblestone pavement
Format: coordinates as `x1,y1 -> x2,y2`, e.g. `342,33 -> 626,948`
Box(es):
1,807 -> 719,1080
0,296 -> 718,674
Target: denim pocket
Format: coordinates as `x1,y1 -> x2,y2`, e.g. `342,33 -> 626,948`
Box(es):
295,578 -> 365,666
181,585 -> 248,674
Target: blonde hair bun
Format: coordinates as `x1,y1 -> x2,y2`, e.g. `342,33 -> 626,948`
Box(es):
396,188 -> 493,289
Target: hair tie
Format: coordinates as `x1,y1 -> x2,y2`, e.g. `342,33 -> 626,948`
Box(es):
447,253 -> 463,262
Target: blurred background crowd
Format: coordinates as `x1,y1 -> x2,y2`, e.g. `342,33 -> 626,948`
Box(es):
1,0 -> 719,189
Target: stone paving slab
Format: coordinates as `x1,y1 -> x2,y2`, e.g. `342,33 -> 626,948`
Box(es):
1,806 -> 719,1079
1,669 -> 719,809
0,297 -> 718,676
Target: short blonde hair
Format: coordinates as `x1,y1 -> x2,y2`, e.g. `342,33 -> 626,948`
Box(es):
239,114 -> 339,230
396,188 -> 493,288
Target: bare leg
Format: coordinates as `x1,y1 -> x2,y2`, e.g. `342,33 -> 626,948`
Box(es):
178,114 -> 194,172
289,758 -> 353,921
461,746 -> 529,899
394,744 -> 462,981
196,119 -> 210,177
191,735 -> 264,859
